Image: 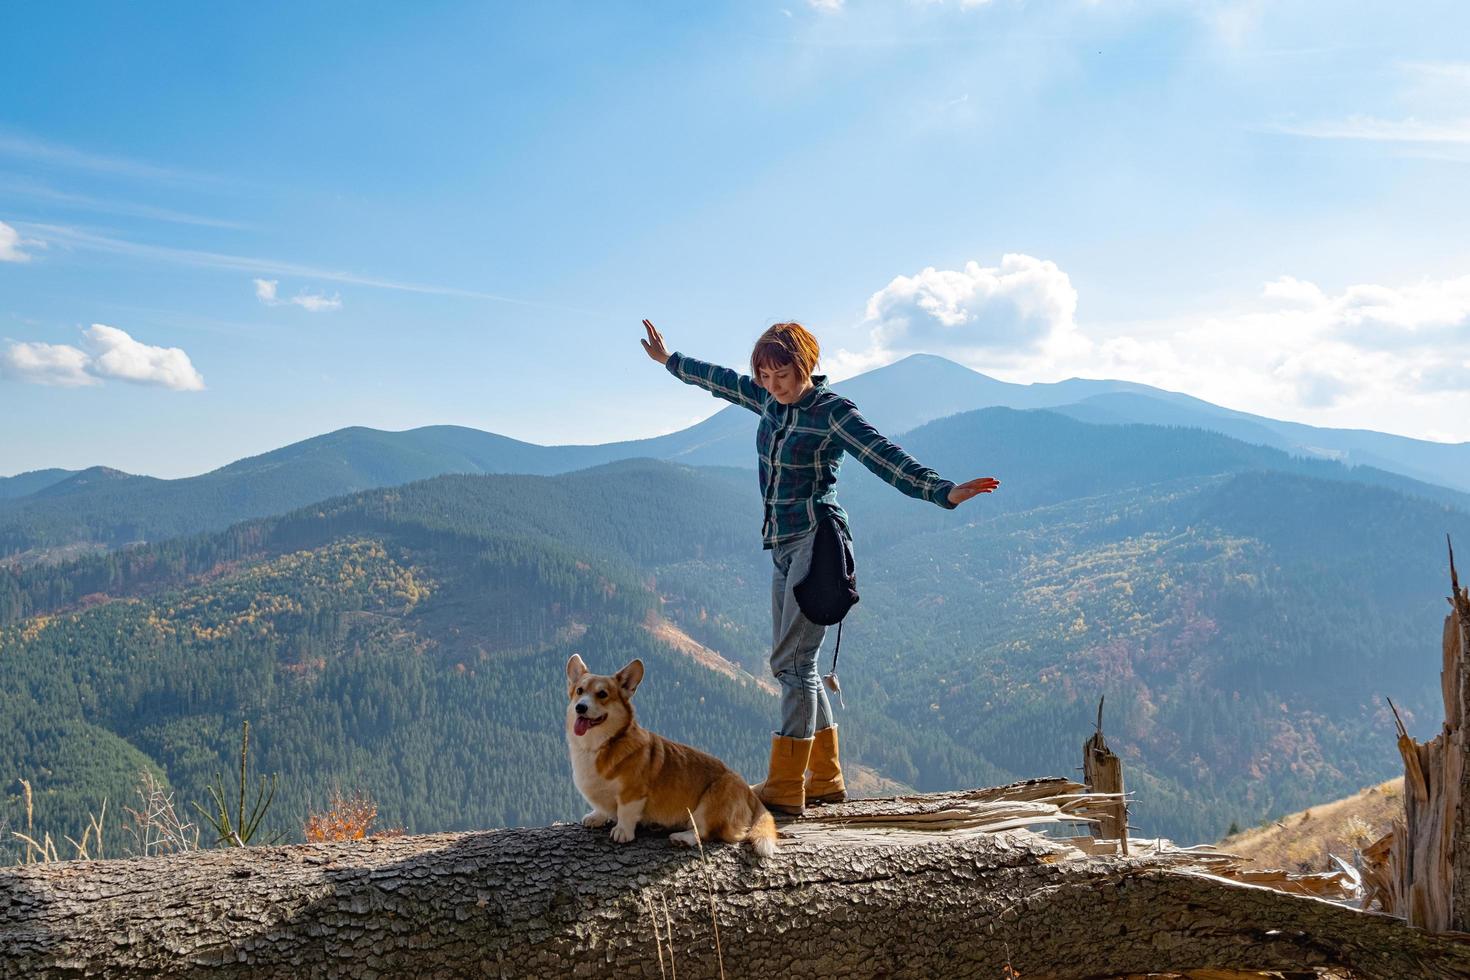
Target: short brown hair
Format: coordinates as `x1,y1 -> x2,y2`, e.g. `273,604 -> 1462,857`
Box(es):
750,321 -> 820,380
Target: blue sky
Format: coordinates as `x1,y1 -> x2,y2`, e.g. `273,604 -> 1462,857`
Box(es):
3,1 -> 1469,478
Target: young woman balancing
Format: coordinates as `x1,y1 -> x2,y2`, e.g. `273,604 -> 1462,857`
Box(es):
641,319 -> 1000,815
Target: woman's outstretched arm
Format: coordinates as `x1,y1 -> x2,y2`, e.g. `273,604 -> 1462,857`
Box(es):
829,397 -> 999,508
642,319 -> 767,415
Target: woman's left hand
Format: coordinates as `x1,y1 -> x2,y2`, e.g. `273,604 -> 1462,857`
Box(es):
947,477 -> 1000,506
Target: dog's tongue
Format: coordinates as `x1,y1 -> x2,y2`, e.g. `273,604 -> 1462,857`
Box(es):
574,717 -> 592,737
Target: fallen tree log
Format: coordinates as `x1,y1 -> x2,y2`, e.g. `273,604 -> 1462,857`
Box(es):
3,780 -> 1468,980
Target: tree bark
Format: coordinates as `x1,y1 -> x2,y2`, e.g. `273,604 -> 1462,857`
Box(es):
3,782 -> 1469,979
1387,542 -> 1470,932
1451,555 -> 1470,933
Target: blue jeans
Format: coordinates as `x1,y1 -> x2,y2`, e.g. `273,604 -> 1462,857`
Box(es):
770,527 -> 836,739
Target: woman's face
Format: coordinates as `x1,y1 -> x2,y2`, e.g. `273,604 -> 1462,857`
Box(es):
756,360 -> 812,404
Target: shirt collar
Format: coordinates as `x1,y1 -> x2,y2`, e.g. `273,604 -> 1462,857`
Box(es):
794,375 -> 828,409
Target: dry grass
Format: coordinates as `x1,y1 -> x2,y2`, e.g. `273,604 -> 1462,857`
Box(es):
843,763 -> 911,797
630,812 -> 730,980
9,768 -> 398,864
11,778 -> 110,864
304,789 -> 403,843
683,808 -> 726,980
123,769 -> 199,856
1219,778 -> 1403,872
13,769 -> 202,864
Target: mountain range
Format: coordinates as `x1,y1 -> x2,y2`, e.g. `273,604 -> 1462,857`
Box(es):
4,354 -> 1468,560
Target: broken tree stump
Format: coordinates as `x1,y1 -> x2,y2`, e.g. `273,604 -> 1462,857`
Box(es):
1387,537 -> 1470,931
1083,695 -> 1129,855
3,779 -> 1469,979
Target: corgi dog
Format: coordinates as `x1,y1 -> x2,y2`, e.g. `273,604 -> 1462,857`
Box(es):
565,654 -> 778,858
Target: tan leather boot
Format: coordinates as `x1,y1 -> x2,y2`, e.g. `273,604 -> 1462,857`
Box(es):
805,724 -> 847,804
753,734 -> 814,816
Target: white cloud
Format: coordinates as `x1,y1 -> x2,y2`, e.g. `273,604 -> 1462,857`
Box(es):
808,0 -> 843,11
1272,61 -> 1470,153
1262,275 -> 1327,307
0,131 -> 221,186
82,324 -> 205,390
823,344 -> 901,380
3,325 -> 204,391
1405,62 -> 1470,85
1037,272 -> 1470,435
1203,0 -> 1266,47
0,220 -> 34,262
1274,116 -> 1470,145
253,277 -> 341,312
21,222 -> 595,316
0,341 -> 96,386
833,254 -> 1084,376
1259,273 -> 1470,351
833,258 -> 1470,440
290,292 -> 341,312
0,176 -> 246,230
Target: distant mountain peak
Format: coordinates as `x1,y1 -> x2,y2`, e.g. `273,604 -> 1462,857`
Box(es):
31,465 -> 145,500
64,465 -> 135,482
870,352 -> 997,378
0,468 -> 78,501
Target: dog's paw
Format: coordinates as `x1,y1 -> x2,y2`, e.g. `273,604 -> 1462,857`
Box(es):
582,811 -> 612,828
669,830 -> 700,848
610,824 -> 636,844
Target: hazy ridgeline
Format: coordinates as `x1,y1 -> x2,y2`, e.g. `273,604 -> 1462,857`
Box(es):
4,354 -> 1467,562
4,400 -> 1468,855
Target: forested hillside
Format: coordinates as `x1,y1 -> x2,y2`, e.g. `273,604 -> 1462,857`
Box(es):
4,410 -> 1467,851
0,463 -> 998,854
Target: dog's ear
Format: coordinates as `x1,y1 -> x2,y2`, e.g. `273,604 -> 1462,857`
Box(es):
566,654 -> 588,695
615,658 -> 644,697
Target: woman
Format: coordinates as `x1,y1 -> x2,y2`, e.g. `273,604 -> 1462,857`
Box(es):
641,318 -> 999,815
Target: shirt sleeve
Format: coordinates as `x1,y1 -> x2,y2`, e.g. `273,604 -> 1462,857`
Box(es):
665,352 -> 767,415
829,398 -> 957,509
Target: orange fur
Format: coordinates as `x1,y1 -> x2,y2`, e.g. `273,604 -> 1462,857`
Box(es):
565,655 -> 777,858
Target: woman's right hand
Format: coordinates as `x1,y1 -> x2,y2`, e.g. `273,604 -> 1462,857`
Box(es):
641,319 -> 671,365
947,477 -> 1001,506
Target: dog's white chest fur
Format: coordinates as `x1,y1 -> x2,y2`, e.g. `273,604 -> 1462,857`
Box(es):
568,740 -> 619,810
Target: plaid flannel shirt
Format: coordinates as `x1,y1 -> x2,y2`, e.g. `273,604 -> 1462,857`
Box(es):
666,352 -> 957,548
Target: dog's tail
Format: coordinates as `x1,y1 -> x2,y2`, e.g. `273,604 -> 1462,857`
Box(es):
746,803 -> 778,859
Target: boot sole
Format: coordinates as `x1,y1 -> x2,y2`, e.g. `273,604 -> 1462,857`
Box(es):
762,802 -> 805,817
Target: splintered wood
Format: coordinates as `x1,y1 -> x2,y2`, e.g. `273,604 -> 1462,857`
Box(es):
1384,538 -> 1470,931
1083,695 -> 1129,856
782,776 -> 1119,841
1217,866 -> 1361,900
